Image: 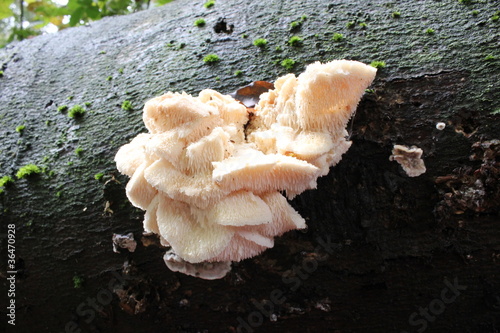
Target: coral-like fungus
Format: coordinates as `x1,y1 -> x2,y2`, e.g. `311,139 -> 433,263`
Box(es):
115,60 -> 376,278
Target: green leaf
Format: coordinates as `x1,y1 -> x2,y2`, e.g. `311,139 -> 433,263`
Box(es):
0,0 -> 14,20
34,2 -> 70,17
86,4 -> 101,19
69,7 -> 84,26
156,0 -> 174,5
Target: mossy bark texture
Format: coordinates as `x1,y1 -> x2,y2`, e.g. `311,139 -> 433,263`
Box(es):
0,0 -> 499,332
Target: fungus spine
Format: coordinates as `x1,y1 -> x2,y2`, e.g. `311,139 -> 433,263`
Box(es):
115,60 -> 377,278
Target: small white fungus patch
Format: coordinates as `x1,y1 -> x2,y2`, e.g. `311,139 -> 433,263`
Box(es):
436,122 -> 446,130
390,145 -> 426,177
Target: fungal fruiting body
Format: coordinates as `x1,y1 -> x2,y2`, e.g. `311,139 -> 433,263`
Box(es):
115,60 -> 376,279
390,144 -> 426,177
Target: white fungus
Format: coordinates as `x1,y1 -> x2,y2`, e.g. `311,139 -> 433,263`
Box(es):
115,60 -> 377,278
389,145 -> 427,177
163,249 -> 232,280
436,122 -> 446,130
112,233 -> 137,253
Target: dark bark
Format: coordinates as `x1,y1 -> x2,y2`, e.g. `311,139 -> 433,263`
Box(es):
0,0 -> 499,332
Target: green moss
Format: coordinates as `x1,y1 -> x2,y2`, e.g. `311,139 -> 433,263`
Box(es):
56,191 -> 62,197
203,54 -> 220,64
288,36 -> 303,46
290,15 -> 307,31
56,132 -> 67,146
84,102 -> 91,107
491,109 -> 500,115
392,11 -> 401,18
234,70 -> 243,76
15,125 -> 25,133
204,0 -> 215,8
16,164 -> 41,179
471,10 -> 479,16
290,21 -> 302,30
457,0 -> 471,4
346,21 -> 355,29
68,105 -> 85,118
57,105 -> 68,113
67,161 -> 73,166
241,34 -> 248,38
106,76 -> 112,81
75,147 -> 84,157
359,22 -> 368,29
94,173 -> 104,181
484,54 -> 497,61
0,175 -> 14,187
253,38 -> 268,47
491,15 -> 499,22
332,33 -> 344,42
425,28 -> 435,35
194,18 -> 206,27
67,96 -> 74,100
281,58 -> 296,70
370,61 -> 386,69
118,68 -> 124,74
121,100 -> 133,111
0,70 -> 3,76
73,275 -> 84,288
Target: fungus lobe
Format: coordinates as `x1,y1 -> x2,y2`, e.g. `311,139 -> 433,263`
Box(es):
390,144 -> 426,177
115,60 -> 377,278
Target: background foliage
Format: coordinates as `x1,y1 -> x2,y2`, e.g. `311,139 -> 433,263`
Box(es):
0,0 -> 173,47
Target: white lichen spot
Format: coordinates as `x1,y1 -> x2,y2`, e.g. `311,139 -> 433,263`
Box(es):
390,145 -> 426,177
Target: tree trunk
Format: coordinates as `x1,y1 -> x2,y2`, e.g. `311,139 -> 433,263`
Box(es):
1,0 -> 499,332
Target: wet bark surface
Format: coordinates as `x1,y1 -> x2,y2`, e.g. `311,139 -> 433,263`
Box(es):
0,0 -> 499,332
